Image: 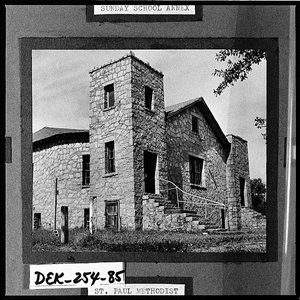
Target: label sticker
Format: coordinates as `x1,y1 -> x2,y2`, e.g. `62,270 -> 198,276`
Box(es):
88,284 -> 185,296
94,5 -> 196,15
29,262 -> 125,289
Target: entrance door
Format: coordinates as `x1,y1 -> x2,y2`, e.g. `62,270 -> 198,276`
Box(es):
144,151 -> 157,194
221,208 -> 226,229
84,208 -> 90,229
239,177 -> 245,207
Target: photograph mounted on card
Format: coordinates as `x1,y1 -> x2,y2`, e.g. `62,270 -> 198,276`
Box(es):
21,37 -> 278,264
86,4 -> 203,22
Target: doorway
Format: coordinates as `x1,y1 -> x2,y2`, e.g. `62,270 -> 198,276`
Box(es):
61,206 -> 69,243
144,150 -> 157,194
221,208 -> 226,229
84,208 -> 90,229
34,213 -> 41,230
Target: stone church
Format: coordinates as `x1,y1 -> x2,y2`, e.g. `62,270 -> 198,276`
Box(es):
33,52 -> 265,233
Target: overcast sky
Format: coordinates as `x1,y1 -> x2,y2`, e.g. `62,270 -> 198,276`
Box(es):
32,49 -> 266,181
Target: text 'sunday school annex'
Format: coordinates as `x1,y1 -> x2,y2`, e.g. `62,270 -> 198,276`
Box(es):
94,5 -> 196,15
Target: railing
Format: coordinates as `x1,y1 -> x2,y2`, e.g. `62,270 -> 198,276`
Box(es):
159,178 -> 226,226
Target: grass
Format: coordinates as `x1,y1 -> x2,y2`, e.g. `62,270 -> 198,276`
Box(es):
32,227 -> 266,253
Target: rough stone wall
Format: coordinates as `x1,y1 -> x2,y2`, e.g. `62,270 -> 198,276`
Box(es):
89,54 -> 136,230
226,134 -> 251,230
241,207 -> 266,231
166,106 -> 228,226
33,142 -> 90,229
131,57 -> 168,229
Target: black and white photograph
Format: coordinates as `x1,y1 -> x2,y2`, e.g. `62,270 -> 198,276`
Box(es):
31,47 -> 268,254
6,4 -> 296,296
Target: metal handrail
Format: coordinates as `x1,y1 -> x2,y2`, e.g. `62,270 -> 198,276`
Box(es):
160,178 -> 225,208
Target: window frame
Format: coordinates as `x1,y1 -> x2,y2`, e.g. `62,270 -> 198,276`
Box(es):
105,141 -> 115,174
192,115 -> 199,134
189,155 -> 204,186
104,83 -> 115,109
82,154 -> 90,186
105,201 -> 119,229
145,86 -> 153,110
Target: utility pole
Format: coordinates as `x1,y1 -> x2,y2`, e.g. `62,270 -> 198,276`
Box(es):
54,178 -> 58,231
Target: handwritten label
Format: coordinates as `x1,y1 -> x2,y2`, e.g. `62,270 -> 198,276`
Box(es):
88,284 -> 185,295
29,262 -> 125,289
94,5 -> 196,15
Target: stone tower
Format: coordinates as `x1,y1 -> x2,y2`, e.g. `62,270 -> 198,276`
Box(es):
89,53 -> 167,230
226,134 -> 252,230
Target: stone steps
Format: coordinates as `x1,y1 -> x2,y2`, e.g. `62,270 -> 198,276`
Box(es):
142,194 -> 227,232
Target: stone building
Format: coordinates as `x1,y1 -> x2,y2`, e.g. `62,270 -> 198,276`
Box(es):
33,52 -> 265,232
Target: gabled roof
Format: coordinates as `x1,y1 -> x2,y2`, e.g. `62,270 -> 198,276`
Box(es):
165,97 -> 202,117
33,126 -> 89,143
165,97 -> 231,151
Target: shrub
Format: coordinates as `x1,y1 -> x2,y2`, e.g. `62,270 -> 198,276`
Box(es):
32,228 -> 61,251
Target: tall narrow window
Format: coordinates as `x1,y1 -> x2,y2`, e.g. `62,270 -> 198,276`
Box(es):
105,201 -> 119,229
105,141 -> 115,174
144,150 -> 157,193
189,155 -> 203,185
104,83 -> 114,109
82,155 -> 90,185
192,115 -> 199,133
239,177 -> 246,206
145,86 -> 153,110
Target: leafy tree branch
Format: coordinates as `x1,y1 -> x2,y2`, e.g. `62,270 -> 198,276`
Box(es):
212,49 -> 267,141
212,49 -> 266,96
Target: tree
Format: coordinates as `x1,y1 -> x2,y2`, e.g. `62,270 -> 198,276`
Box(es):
254,116 -> 267,141
212,49 -> 267,140
250,178 -> 267,215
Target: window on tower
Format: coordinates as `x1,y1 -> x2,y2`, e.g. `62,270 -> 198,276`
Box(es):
145,86 -> 153,110
104,83 -> 115,109
105,141 -> 115,174
82,154 -> 90,186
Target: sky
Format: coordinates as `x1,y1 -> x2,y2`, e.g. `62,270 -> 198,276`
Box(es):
32,49 -> 266,182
